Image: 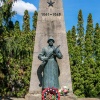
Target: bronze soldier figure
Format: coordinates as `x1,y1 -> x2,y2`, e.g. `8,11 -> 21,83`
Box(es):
38,37 -> 63,89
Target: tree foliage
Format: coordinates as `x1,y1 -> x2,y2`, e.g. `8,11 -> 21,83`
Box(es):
67,10 -> 100,97
0,2 -> 36,97
32,11 -> 38,30
22,10 -> 30,33
94,23 -> 100,96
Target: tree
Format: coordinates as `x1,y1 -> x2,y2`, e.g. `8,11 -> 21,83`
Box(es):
14,21 -> 21,36
32,11 -> 38,30
2,2 -> 16,27
0,1 -> 34,97
0,1 -> 16,96
77,9 -> 84,62
94,23 -> 100,96
84,13 -> 97,97
22,10 -> 30,33
72,10 -> 85,97
71,26 -> 84,97
67,27 -> 85,97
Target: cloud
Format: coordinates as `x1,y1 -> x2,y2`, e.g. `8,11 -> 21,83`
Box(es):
0,1 -> 3,7
12,0 -> 37,16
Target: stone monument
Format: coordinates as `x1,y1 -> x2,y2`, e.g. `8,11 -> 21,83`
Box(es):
26,0 -> 73,100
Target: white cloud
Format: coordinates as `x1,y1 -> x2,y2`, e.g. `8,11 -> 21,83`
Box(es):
12,0 -> 37,16
0,1 -> 3,7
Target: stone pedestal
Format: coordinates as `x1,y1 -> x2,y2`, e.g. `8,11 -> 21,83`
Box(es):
25,94 -> 77,100
26,0 -> 73,99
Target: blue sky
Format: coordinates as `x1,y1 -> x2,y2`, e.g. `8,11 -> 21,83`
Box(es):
11,0 -> 100,31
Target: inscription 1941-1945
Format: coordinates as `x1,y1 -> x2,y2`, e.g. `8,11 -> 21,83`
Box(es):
41,1 -> 61,17
41,13 -> 61,16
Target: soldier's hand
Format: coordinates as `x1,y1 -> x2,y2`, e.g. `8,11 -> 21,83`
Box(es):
53,50 -> 57,56
43,57 -> 48,61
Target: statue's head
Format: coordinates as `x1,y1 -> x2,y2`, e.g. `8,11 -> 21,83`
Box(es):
47,37 -> 55,46
47,37 -> 55,43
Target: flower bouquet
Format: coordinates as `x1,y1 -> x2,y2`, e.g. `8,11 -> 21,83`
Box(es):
42,87 -> 60,100
59,86 -> 69,96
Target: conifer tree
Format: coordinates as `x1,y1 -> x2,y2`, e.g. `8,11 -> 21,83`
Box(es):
72,26 -> 76,46
67,30 -> 73,67
14,21 -> 20,30
70,26 -> 84,97
14,21 -> 21,36
67,27 -> 84,97
32,11 -> 38,30
8,20 -> 14,30
94,23 -> 100,63
2,2 -> 15,27
77,10 -> 84,61
94,23 -> 100,96
85,13 -> 94,56
84,13 -> 97,97
23,10 -> 30,33
73,10 -> 85,97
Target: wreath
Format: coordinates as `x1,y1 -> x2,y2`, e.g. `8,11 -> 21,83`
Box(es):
42,87 -> 60,100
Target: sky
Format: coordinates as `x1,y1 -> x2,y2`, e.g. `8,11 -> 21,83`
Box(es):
10,0 -> 100,31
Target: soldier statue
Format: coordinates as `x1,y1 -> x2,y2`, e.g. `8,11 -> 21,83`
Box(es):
38,37 -> 63,89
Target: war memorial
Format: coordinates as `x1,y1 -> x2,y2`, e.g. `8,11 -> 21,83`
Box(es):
26,0 -> 75,99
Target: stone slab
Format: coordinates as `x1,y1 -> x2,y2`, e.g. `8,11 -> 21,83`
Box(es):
78,99 -> 100,100
25,94 -> 41,100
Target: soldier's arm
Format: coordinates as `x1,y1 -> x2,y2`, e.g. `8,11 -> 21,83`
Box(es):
38,48 -> 48,61
54,48 -> 63,59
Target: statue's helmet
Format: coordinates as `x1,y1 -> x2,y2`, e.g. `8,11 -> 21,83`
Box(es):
47,37 -> 55,43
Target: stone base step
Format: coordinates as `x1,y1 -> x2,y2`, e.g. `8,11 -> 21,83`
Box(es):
25,93 -> 77,100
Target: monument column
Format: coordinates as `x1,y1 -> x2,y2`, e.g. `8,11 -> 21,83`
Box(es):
26,0 -> 73,99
